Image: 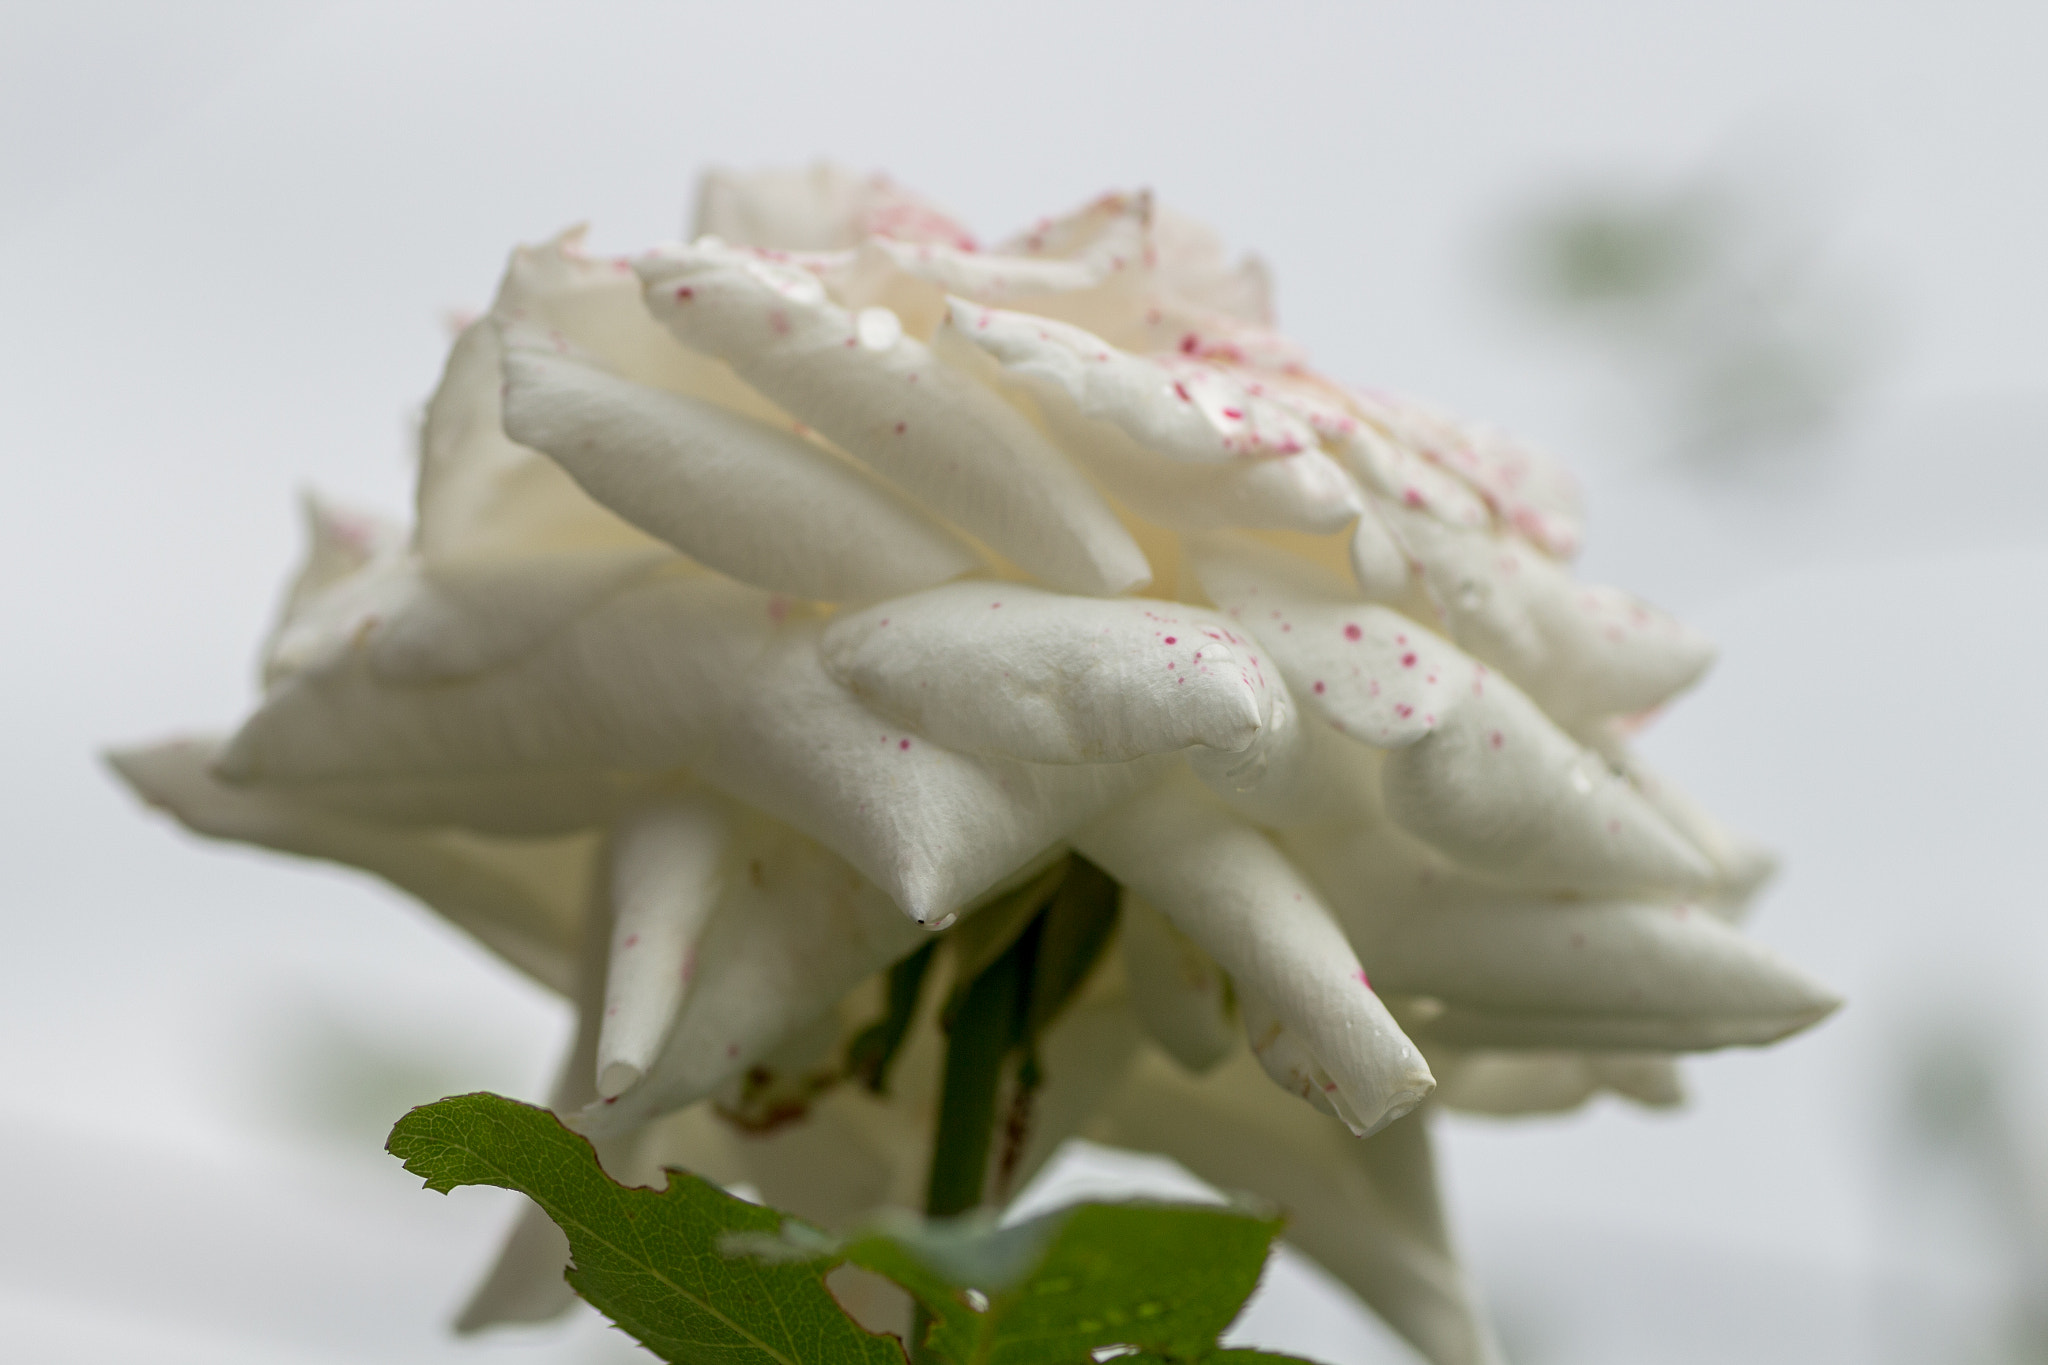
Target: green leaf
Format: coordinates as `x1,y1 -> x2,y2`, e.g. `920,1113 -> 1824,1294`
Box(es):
840,1202 -> 1282,1365
387,1093 -> 904,1365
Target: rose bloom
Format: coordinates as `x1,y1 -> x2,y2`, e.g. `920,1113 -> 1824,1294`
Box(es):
112,164 -> 1836,1365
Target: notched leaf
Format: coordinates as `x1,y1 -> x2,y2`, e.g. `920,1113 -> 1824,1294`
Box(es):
387,1093 -> 905,1365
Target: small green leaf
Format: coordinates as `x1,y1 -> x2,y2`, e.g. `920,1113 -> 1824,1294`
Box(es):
840,1202 -> 1281,1365
387,1093 -> 904,1365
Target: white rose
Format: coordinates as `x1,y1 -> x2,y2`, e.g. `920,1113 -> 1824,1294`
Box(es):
111,163 -> 1835,1365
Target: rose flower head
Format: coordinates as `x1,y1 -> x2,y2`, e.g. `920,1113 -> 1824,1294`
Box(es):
111,163 -> 1837,1365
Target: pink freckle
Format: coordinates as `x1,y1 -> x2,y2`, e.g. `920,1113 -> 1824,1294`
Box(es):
1180,333 -> 1199,354
604,1096 -> 618,1104
908,372 -> 919,382
1344,623 -> 1363,641
606,1005 -> 618,1017
1356,969 -> 1372,988
1221,407 -> 1244,421
623,933 -> 640,948
675,285 -> 694,300
844,336 -> 857,347
768,308 -> 790,334
767,596 -> 789,624
893,421 -> 906,434
1313,680 -> 1326,694
1164,635 -> 1177,644
1173,381 -> 1192,402
900,739 -> 912,751
1403,488 -> 1424,507
878,618 -> 889,626
1606,819 -> 1621,834
1489,730 -> 1504,748
990,601 -> 1002,609
1394,703 -> 1414,718
726,1044 -> 740,1058
1401,653 -> 1417,668
1322,1081 -> 1338,1093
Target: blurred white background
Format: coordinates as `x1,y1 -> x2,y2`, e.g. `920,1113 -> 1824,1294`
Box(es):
3,2 -> 2044,1361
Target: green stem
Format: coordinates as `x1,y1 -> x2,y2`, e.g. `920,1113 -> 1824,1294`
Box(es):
924,942 -> 1024,1218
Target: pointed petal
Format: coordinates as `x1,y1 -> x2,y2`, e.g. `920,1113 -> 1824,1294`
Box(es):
1373,902 -> 1841,1050
578,812 -> 928,1137
945,300 -> 1318,463
598,794 -> 733,1099
107,737 -> 588,993
1072,771 -> 1432,1135
1121,891 -> 1238,1074
1186,533 -> 1446,748
1381,678 -> 1716,896
1386,504 -> 1715,726
1096,1050 -> 1504,1365
499,332 -> 979,601
638,244 -> 1149,595
820,582 -> 1267,764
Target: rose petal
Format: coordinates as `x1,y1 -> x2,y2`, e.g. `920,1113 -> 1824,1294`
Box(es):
597,794 -> 733,1099
820,581 -> 1267,764
1072,770 -> 1433,1136
1186,533 -> 1442,749
638,244 -> 1149,596
1120,891 -> 1238,1074
1373,902 -> 1840,1050
107,737 -> 588,994
1386,503 -> 1715,727
577,810 -> 928,1137
944,299 -> 1317,464
1381,678 -> 1716,896
223,573 -> 1156,921
500,332 -> 980,601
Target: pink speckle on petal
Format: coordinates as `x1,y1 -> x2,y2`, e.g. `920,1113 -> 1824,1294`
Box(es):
1401,653 -> 1417,667
1489,730 -> 1504,749
1394,703 -> 1414,718
893,421 -> 906,434
1344,623 -> 1363,641
623,934 -> 640,948
1164,635 -> 1177,644
1356,969 -> 1372,989
675,285 -> 694,300
900,738 -> 912,751
768,309 -> 790,334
